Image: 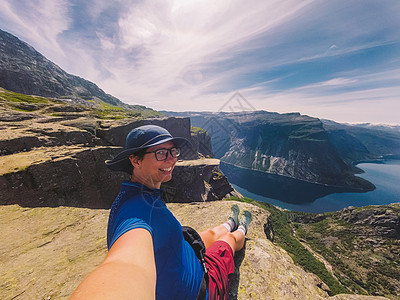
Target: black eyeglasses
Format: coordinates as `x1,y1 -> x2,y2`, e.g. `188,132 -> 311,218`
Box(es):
144,147 -> 180,161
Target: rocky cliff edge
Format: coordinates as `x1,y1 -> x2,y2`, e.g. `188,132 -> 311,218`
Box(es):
0,89 -> 234,207
0,201 -> 390,300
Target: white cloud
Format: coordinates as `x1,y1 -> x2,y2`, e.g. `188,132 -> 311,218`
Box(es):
1,0 -> 399,124
320,78 -> 357,86
99,1 -> 315,101
79,0 -> 400,125
0,0 -> 71,64
237,69 -> 400,124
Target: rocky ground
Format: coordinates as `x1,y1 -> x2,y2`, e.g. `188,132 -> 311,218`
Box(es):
0,201 -> 391,300
293,204 -> 400,298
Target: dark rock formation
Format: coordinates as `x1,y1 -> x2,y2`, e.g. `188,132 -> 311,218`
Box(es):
190,127 -> 214,158
0,29 -> 119,105
0,147 -> 128,208
288,213 -> 327,224
264,218 -> 275,241
162,160 -> 239,203
324,128 -> 372,164
337,206 -> 400,239
96,116 -> 197,160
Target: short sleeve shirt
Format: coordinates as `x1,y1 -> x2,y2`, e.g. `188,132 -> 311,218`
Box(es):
107,181 -> 204,300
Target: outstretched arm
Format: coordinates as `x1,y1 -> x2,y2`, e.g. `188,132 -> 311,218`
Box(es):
70,228 -> 156,300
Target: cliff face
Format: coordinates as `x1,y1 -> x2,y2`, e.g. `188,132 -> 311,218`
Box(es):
0,92 -> 233,208
162,159 -> 240,203
166,111 -> 375,190
221,113 -> 350,185
190,127 -> 214,158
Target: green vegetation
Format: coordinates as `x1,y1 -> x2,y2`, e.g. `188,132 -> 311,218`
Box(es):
212,169 -> 224,180
0,89 -> 49,104
92,100 -> 138,119
295,206 -> 400,297
288,126 -> 327,141
295,224 -> 366,294
225,197 -> 400,297
227,196 -> 348,296
191,126 -> 208,135
10,106 -> 34,112
98,101 -> 123,111
92,102 -> 162,119
0,88 -> 161,120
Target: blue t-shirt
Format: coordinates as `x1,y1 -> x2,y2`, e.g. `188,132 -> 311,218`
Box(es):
107,181 -> 205,300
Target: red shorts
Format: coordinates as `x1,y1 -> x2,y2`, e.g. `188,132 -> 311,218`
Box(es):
204,240 -> 235,300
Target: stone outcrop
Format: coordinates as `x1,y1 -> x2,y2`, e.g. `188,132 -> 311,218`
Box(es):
190,127 -> 214,158
162,159 -> 240,203
0,146 -> 128,208
96,116 -> 212,160
0,95 -> 234,207
337,206 -> 400,239
0,201 -> 390,300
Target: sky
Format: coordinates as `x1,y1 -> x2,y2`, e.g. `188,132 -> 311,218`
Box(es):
0,0 -> 399,124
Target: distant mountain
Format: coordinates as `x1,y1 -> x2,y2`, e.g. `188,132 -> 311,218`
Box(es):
322,119 -> 400,163
163,111 -> 398,190
0,29 -> 124,107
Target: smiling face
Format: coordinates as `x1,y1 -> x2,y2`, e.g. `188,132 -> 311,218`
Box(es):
129,141 -> 177,189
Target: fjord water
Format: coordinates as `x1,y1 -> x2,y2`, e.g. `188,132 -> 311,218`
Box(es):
222,160 -> 400,213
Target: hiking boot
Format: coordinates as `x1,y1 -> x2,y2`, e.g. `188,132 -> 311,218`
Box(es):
228,204 -> 240,231
239,210 -> 253,234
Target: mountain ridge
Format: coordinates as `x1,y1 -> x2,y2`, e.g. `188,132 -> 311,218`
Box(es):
0,29 -> 146,111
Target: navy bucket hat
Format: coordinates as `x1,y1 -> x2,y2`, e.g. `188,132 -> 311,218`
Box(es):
105,125 -> 190,173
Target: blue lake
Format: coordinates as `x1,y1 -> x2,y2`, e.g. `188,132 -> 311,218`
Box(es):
222,160 -> 400,213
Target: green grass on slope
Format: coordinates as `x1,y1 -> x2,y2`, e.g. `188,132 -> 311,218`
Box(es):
228,196 -> 348,296
295,208 -> 400,297
191,126 -> 208,135
0,88 -> 162,119
0,89 -> 49,104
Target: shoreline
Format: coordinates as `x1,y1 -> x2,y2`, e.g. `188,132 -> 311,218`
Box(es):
220,160 -> 374,192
